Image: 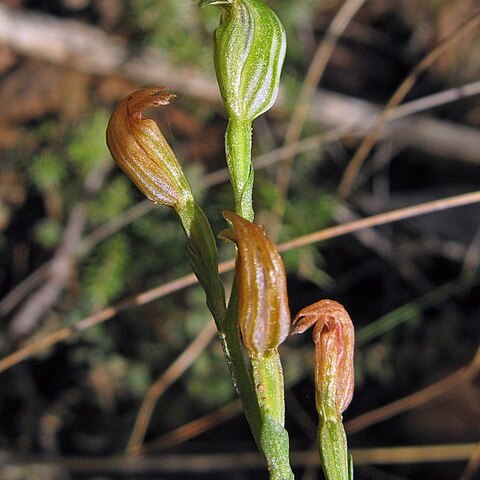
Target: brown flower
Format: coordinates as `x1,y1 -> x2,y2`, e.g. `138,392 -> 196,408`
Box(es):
106,87 -> 193,208
292,300 -> 354,415
219,211 -> 290,356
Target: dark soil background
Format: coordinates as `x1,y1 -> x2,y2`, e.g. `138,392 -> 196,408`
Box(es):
0,1 -> 479,479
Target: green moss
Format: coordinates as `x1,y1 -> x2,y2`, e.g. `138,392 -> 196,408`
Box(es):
34,218 -> 63,248
88,176 -> 135,225
28,151 -> 66,191
68,110 -> 111,175
83,234 -> 131,308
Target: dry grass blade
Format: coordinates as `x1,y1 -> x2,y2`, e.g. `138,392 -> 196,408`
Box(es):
0,271 -> 200,374
126,319 -> 218,456
338,13 -> 480,199
0,189 -> 479,374
8,205 -> 87,339
390,80 -> 480,120
349,444 -> 479,466
140,400 -> 242,454
2,79 -> 480,319
345,344 -> 480,435
0,263 -> 50,316
2,444 -> 479,474
271,0 -> 366,239
459,440 -> 480,480
77,200 -> 155,256
278,190 -> 480,253
1,163 -> 111,329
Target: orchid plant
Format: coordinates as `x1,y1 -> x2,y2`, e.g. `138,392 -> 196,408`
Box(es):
106,1 -> 354,479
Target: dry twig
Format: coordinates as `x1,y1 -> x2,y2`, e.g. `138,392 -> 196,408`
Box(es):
345,344 -> 480,434
337,13 -> 480,199
1,5 -> 480,165
7,163 -> 111,339
0,189 -> 479,374
126,320 -> 217,456
459,440 -> 480,480
270,0 -> 366,239
1,444 -> 479,475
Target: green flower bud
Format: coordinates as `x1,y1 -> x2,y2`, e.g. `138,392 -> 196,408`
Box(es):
219,211 -> 290,356
201,0 -> 286,121
106,87 -> 193,210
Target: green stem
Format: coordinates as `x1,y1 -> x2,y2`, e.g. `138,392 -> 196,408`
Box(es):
317,411 -> 350,480
251,350 -> 285,425
226,288 -> 294,480
223,284 -> 263,429
225,117 -> 254,222
251,350 -> 293,480
177,201 -> 273,475
224,101 -> 293,479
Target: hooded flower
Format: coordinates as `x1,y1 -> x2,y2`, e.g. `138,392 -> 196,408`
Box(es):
106,87 -> 193,209
219,211 -> 290,356
292,299 -> 354,415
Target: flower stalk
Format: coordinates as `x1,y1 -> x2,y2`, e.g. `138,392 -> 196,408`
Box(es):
201,0 -> 286,221
106,88 -> 226,327
292,300 -> 355,480
225,117 -> 254,221
107,89 -> 272,467
220,211 -> 293,479
202,1 -> 291,476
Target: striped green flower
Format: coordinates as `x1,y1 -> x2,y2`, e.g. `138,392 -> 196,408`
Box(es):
201,0 -> 286,122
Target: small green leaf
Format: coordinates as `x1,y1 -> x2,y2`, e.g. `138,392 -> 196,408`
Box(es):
260,414 -> 294,480
318,417 -> 350,480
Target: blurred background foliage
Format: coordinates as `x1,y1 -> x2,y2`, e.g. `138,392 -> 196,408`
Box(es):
0,1 -> 479,479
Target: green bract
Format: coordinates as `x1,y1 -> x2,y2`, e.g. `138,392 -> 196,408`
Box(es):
201,0 -> 286,122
